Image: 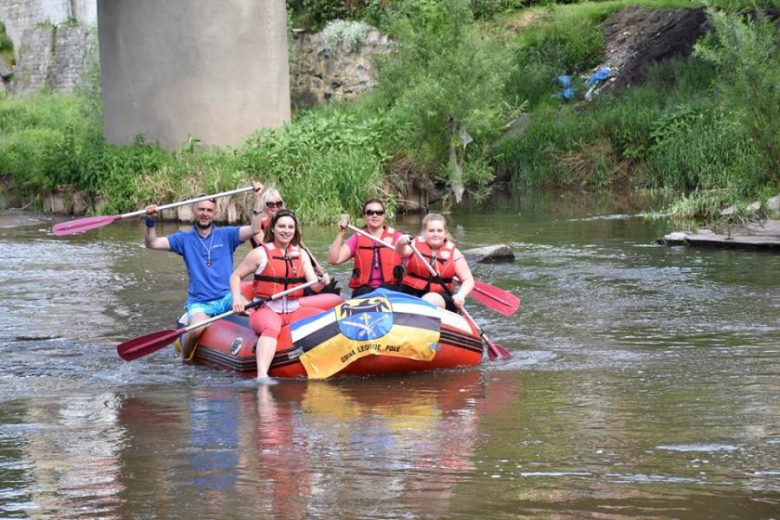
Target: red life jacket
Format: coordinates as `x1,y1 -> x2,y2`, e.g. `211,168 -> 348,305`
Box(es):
253,242 -> 307,299
349,226 -> 404,289
402,237 -> 457,294
249,218 -> 271,249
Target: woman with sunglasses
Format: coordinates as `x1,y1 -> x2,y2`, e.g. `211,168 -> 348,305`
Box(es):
249,187 -> 285,248
251,187 -> 334,294
395,213 -> 474,312
230,209 -> 332,383
327,199 -> 404,298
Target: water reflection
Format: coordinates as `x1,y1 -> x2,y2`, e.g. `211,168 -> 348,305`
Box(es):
2,190 -> 779,518
104,370 -> 520,518
0,394 -> 126,519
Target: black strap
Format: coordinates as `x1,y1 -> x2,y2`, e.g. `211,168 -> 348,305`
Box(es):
407,271 -> 454,285
254,274 -> 307,284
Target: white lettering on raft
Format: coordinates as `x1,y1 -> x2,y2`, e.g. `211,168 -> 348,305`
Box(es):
340,344 -> 403,363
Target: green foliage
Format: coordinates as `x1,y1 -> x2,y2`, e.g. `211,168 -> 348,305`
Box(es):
0,93 -> 173,212
374,0 -> 518,190
296,0 -> 349,30
694,8 -> 780,184
505,6 -> 605,106
706,0 -> 780,9
666,190 -> 735,223
495,4 -> 779,221
471,0 -> 530,20
235,108 -> 391,221
0,34 -> 12,53
0,21 -> 15,68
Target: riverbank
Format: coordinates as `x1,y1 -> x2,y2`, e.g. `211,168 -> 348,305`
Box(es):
1,2 -> 777,223
659,219 -> 780,251
659,194 -> 780,251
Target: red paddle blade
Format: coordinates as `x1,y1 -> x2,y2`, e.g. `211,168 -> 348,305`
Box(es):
117,328 -> 183,361
472,281 -> 520,317
486,340 -> 512,361
52,215 -> 122,236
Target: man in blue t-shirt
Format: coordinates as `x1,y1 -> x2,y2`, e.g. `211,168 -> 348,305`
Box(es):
144,182 -> 265,360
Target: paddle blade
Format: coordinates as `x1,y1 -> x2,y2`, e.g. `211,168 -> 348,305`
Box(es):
53,215 -> 122,236
486,340 -> 512,361
117,328 -> 183,361
472,281 -> 520,316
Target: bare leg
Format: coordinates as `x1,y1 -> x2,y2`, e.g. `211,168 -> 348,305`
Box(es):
423,292 -> 446,309
181,311 -> 209,361
255,335 -> 278,380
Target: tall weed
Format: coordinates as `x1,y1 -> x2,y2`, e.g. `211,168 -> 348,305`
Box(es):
375,0 -> 518,190
695,8 -> 780,184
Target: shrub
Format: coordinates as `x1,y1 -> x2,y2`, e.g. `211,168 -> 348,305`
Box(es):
695,8 -> 780,185
322,19 -> 374,51
374,0 -> 518,192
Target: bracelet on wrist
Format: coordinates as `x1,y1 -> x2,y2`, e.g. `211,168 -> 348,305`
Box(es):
252,209 -> 262,216
145,218 -> 156,228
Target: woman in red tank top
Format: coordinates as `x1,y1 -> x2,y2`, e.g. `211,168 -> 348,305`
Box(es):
230,210 -> 331,383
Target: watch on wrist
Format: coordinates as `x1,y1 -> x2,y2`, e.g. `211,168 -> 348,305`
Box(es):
252,209 -> 261,216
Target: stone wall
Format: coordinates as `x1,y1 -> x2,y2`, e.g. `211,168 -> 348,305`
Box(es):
12,25 -> 96,95
3,1 -> 392,106
1,0 -> 97,94
290,29 -> 392,108
0,0 -> 96,50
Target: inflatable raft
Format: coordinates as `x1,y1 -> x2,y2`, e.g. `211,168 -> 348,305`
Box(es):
188,287 -> 485,379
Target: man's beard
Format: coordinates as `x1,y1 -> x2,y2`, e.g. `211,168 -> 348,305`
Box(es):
195,220 -> 212,230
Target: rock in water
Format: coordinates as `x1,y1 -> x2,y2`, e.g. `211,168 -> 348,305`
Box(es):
462,244 -> 515,264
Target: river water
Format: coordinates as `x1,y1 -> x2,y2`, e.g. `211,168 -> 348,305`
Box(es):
1,191 -> 778,519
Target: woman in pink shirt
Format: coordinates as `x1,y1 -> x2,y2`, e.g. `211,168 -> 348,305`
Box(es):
327,199 -> 405,298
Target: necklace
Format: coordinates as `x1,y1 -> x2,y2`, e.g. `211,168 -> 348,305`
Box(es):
197,229 -> 216,267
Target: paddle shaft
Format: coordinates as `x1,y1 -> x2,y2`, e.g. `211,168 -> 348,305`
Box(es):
184,279 -> 319,332
120,186 -> 255,219
116,280 -> 320,361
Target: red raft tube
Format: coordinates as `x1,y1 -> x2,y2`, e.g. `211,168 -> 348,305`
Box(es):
187,283 -> 485,379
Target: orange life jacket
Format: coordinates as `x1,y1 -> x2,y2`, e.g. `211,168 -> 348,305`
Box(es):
253,242 -> 306,299
402,237 -> 457,294
349,226 -> 404,289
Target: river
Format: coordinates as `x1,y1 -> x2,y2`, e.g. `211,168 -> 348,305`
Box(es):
1,191 -> 778,519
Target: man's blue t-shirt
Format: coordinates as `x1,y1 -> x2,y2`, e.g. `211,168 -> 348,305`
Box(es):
167,226 -> 242,304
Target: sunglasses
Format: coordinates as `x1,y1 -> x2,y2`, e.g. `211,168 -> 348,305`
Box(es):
265,200 -> 284,209
365,209 -> 385,216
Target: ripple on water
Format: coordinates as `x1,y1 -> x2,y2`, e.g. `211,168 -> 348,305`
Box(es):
607,473 -> 703,484
656,444 -> 741,453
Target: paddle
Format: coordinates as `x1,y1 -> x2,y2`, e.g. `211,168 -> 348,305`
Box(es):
471,281 -> 520,317
346,224 -> 520,316
406,241 -> 512,361
117,280 -> 318,361
52,186 -> 256,236
300,243 -> 341,295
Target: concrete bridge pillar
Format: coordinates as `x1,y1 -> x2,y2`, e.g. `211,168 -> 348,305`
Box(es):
97,0 -> 290,150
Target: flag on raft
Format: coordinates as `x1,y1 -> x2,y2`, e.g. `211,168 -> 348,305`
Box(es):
291,289 -> 441,379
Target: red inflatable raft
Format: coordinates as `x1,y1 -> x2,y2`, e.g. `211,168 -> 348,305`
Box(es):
188,285 -> 485,379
